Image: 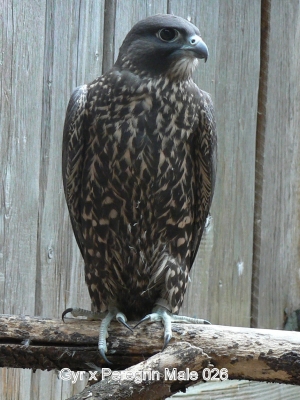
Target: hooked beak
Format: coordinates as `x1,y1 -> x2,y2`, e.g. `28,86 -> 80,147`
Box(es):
182,35 -> 209,62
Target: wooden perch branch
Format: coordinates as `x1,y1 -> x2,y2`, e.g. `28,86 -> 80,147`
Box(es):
0,314 -> 300,398
68,342 -> 210,400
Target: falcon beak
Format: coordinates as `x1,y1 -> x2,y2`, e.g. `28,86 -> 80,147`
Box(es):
183,35 -> 209,62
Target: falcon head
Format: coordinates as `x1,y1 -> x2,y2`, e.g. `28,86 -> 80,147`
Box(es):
115,14 -> 208,80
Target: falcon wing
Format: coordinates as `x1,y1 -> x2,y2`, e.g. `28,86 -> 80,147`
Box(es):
191,90 -> 217,267
62,85 -> 88,258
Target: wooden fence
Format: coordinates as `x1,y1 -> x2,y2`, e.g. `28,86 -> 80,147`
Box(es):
0,0 -> 300,398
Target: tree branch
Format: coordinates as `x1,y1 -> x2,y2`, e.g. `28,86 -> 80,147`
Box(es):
68,342 -> 211,400
0,313 -> 300,398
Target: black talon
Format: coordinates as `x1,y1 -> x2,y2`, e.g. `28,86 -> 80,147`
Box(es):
116,316 -> 134,332
204,320 -> 211,324
62,308 -> 73,322
133,315 -> 151,329
162,333 -> 172,351
99,348 -> 113,365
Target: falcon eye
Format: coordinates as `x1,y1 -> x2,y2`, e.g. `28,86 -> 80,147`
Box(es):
157,28 -> 179,42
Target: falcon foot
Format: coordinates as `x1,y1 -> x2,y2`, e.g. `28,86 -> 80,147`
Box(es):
134,305 -> 210,350
62,307 -> 133,364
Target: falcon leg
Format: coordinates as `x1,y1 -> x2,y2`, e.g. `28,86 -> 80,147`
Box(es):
62,307 -> 133,364
135,304 -> 210,350
98,310 -> 115,364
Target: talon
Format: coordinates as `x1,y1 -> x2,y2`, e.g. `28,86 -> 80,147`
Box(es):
162,333 -> 172,351
116,315 -> 134,332
99,348 -> 113,365
134,315 -> 151,328
62,308 -> 73,322
137,303 -> 210,353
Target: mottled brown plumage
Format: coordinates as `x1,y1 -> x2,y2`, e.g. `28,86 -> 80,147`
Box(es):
62,14 -> 216,361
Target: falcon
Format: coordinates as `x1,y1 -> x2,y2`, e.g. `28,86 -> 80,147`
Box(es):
62,14 -> 216,363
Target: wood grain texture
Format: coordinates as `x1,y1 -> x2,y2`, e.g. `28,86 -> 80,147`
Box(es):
178,0 -> 260,328
34,1 -> 106,399
114,0 -> 168,60
251,0 -> 271,330
102,0 -> 117,73
207,0 -> 259,327
253,1 -> 300,330
168,380 -> 300,400
1,314 -> 300,386
0,2 -> 47,399
0,1 -> 104,399
0,0 -> 46,316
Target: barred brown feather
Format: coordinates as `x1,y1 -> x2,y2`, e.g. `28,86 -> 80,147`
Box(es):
62,14 -> 216,320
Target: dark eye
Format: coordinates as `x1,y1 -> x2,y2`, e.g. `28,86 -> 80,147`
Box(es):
157,28 -> 179,42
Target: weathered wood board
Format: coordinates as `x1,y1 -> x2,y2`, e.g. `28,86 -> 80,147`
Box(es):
180,0 -> 260,329
252,0 -> 300,331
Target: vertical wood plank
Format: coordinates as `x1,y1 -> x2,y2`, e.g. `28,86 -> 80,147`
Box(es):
0,0 -> 46,314
253,0 -> 300,329
0,1 -> 46,399
1,1 -> 105,399
168,0 -> 221,322
168,380 -> 300,399
32,1 -> 106,399
102,0 -> 117,73
208,0 -> 260,327
35,0 -> 105,318
114,0 -> 168,59
77,0 -> 105,82
170,0 -> 261,327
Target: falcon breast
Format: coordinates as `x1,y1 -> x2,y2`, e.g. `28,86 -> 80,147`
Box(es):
62,13 -> 216,358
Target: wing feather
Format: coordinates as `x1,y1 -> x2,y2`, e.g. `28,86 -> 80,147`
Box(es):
191,90 -> 217,266
62,85 -> 88,257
